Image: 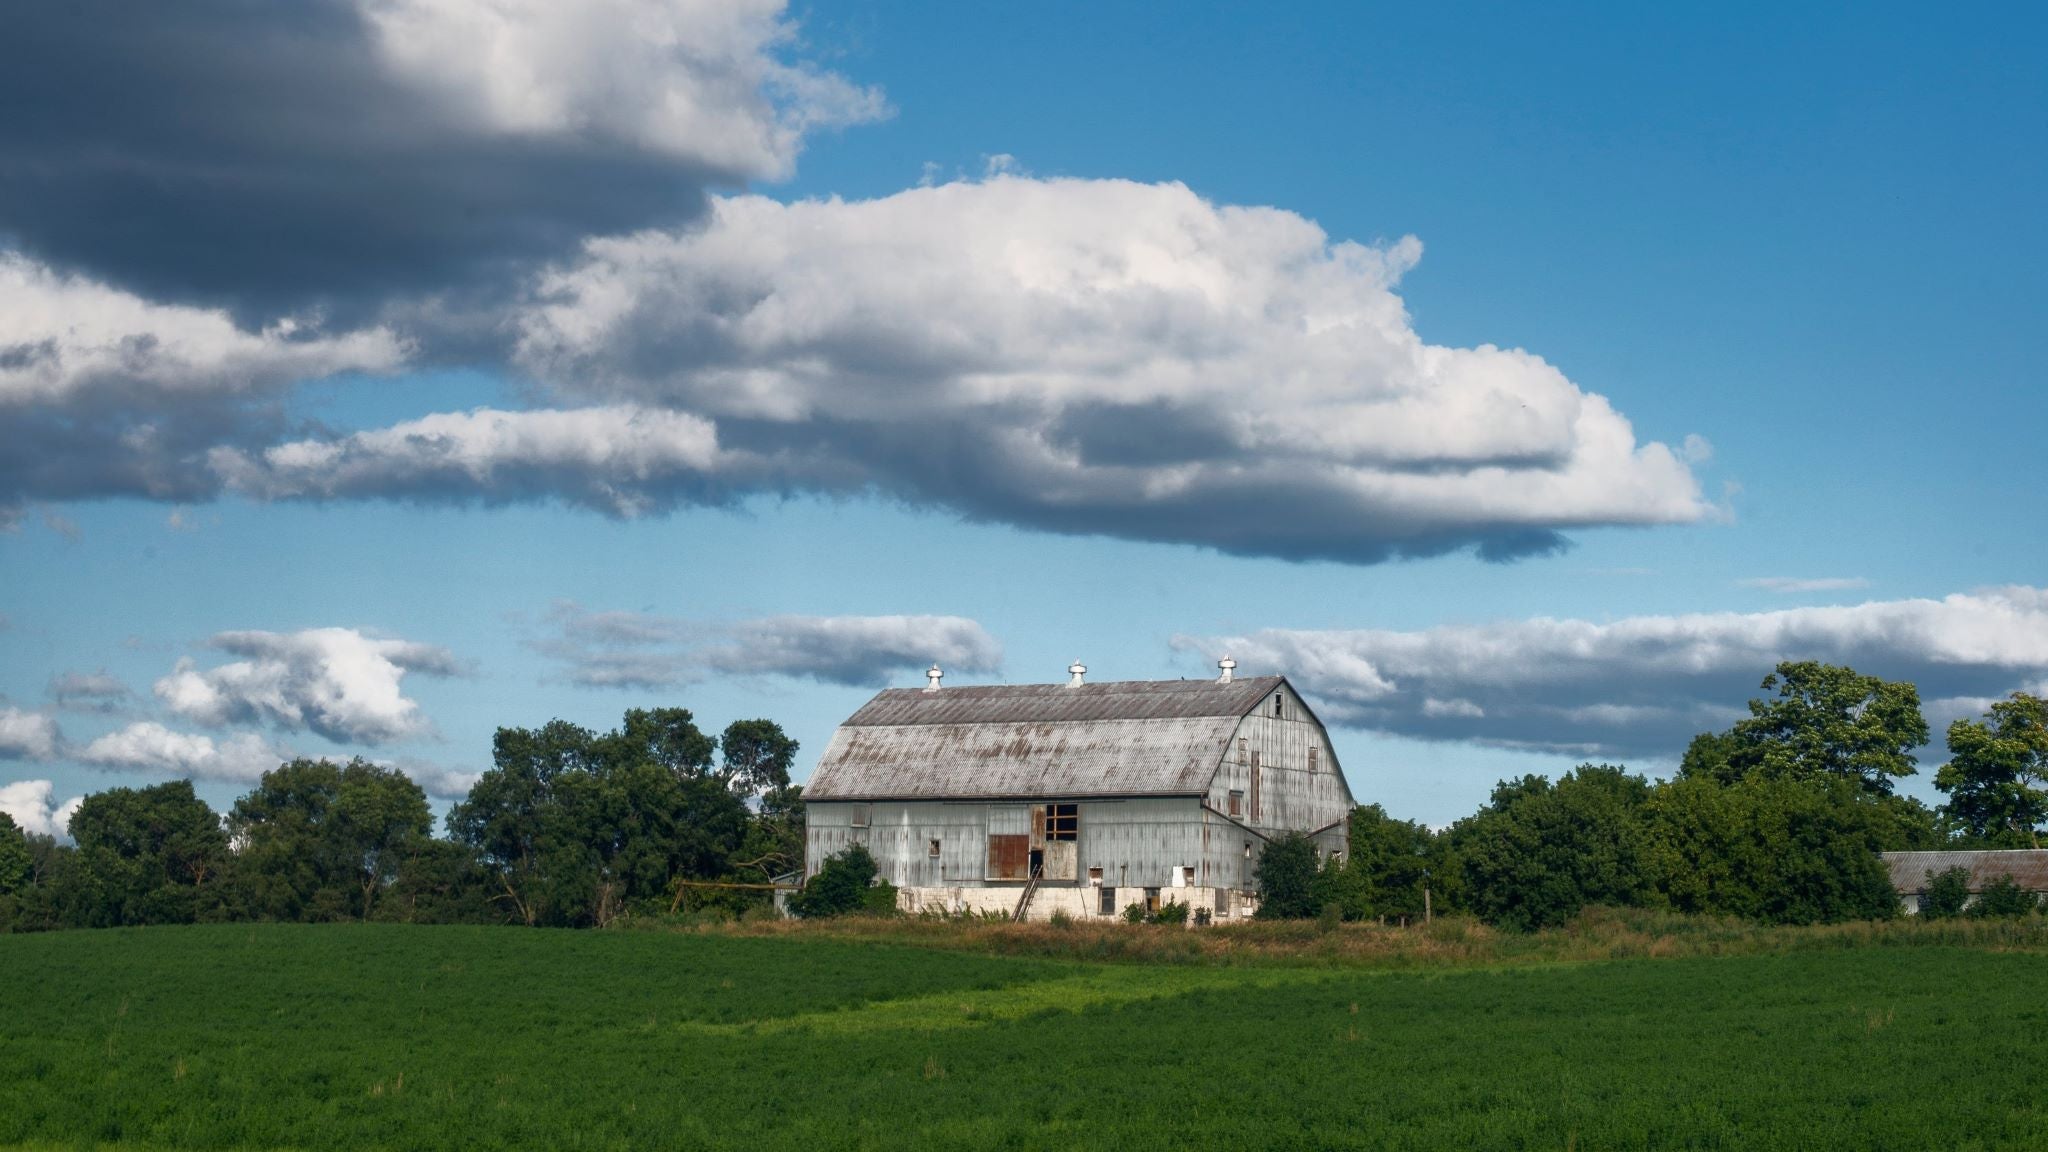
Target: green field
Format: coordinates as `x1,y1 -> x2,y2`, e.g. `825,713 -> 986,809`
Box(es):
2,923 -> 2044,1150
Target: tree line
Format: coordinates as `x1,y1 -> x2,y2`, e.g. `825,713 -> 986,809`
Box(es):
0,709 -> 805,932
1254,662 -> 2048,929
3,662 -> 2045,933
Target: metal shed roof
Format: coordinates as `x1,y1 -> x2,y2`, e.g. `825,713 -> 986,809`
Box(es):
1882,850 -> 2048,892
807,676 -> 1288,801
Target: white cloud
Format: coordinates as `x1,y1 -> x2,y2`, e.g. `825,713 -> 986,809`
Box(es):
153,627 -> 460,745
212,405 -> 724,516
376,758 -> 483,800
358,0 -> 887,178
0,706 -> 61,761
0,253 -> 406,408
0,779 -> 82,839
1189,585 -> 2048,758
535,603 -> 1003,688
216,175 -> 1707,564
77,721 -> 286,783
1739,576 -> 1871,593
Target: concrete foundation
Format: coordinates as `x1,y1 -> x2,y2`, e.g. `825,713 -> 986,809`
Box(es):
896,884 -> 1258,922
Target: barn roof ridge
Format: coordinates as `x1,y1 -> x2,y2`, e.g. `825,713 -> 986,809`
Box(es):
840,673 -> 1288,728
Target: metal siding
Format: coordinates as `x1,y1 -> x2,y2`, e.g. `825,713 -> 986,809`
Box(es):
1207,682 -> 1352,854
806,716 -> 1240,800
1882,850 -> 2048,893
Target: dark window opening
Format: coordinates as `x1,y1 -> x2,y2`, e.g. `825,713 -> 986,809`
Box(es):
1183,866 -> 1196,886
1215,887 -> 1229,915
1045,802 -> 1079,841
1099,884 -> 1116,916
1274,693 -> 1283,717
928,838 -> 941,858
1144,887 -> 1161,913
1244,841 -> 1253,859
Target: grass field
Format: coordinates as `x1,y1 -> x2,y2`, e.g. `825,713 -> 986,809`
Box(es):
3,920 -> 2045,1150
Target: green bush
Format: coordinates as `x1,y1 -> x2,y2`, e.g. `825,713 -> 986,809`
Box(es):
789,844 -> 880,919
1254,833 -> 1320,919
1151,899 -> 1189,925
1920,867 -> 1970,919
1121,901 -> 1147,924
1966,875 -> 2040,919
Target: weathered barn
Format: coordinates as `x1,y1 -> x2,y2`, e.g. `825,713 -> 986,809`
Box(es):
1881,849 -> 2048,914
803,661 -> 1354,921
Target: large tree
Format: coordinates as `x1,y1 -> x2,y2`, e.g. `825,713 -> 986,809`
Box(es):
1936,692 -> 2048,848
1647,774 -> 1901,924
1704,662 -> 1929,795
63,780 -> 230,927
230,758 -> 432,921
1453,765 -> 1658,932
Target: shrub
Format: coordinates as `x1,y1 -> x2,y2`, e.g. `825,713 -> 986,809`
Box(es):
1122,901 -> 1147,924
789,844 -> 879,919
1318,902 -> 1343,934
1920,867 -> 1970,919
1254,833 -> 1320,919
1966,875 -> 2040,919
1152,899 -> 1189,926
1048,909 -> 1073,928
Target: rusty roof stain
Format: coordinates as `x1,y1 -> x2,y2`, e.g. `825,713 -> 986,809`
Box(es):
807,676 -> 1288,801
1882,850 -> 2048,892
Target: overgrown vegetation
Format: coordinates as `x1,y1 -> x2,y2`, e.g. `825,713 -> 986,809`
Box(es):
2,921 -> 2045,1150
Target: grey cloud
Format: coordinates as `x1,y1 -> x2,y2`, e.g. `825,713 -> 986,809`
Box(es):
48,671 -> 132,715
535,603 -> 1003,689
1187,585 -> 2048,759
0,0 -> 878,324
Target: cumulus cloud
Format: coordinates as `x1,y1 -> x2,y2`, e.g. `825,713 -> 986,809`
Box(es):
77,722 -> 286,783
153,627 -> 461,745
0,706 -> 62,761
219,176 -> 1705,561
0,253 -> 406,513
0,0 -> 881,318
47,671 -> 132,715
1187,586 -> 2048,758
1739,576 -> 1871,593
534,603 -> 1003,689
0,779 -> 83,839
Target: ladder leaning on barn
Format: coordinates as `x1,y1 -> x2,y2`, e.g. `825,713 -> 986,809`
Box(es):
1012,866 -> 1042,922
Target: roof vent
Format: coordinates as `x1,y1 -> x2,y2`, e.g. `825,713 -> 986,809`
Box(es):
1217,656 -> 1236,683
1068,660 -> 1087,687
924,664 -> 944,692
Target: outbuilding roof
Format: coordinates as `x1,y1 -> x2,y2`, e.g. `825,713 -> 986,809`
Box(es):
807,676 -> 1289,801
1882,849 -> 2048,892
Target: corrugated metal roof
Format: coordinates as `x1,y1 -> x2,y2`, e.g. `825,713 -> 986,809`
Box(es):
841,675 -> 1286,727
1882,850 -> 2048,892
808,676 -> 1287,800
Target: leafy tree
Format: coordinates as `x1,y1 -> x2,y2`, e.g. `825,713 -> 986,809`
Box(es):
377,838 -> 497,924
1253,832 -> 1320,919
1936,693 -> 2048,848
1343,804 -> 1438,922
718,719 -> 799,798
0,812 -> 29,896
1966,875 -> 2040,918
1646,774 -> 1900,925
1920,866 -> 1970,919
790,843 -> 879,918
1453,765 -> 1658,932
62,781 -> 230,927
230,758 -> 432,921
1309,853 -> 1369,922
1677,729 -> 1748,786
450,709 -> 750,927
1728,662 -> 1928,795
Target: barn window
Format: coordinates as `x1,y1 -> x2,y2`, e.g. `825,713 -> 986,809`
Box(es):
1228,789 -> 1243,817
850,805 -> 871,828
1144,887 -> 1161,913
1237,737 -> 1248,764
1215,888 -> 1229,916
1308,747 -> 1319,772
1045,803 -> 1079,841
1099,885 -> 1116,915
928,838 -> 941,858
1250,751 -> 1262,822
1183,866 -> 1196,886
1244,841 -> 1253,859
1274,693 -> 1283,717
1088,866 -> 1103,884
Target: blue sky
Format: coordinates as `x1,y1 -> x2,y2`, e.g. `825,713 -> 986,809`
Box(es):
3,1 -> 2046,832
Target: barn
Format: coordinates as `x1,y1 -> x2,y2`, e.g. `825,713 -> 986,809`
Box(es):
802,659 -> 1354,921
1881,849 -> 2048,914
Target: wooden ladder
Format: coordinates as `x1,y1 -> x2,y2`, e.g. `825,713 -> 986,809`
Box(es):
1012,870 -> 1041,922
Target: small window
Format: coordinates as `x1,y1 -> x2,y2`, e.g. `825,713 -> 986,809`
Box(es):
1244,841 -> 1253,859
928,838 -> 941,858
1237,737 -> 1248,764
850,805 -> 871,828
1088,866 -> 1103,884
1099,885 -> 1116,916
1183,866 -> 1196,886
1274,693 -> 1283,717
1045,803 -> 1079,841
1214,887 -> 1229,916
1227,789 -> 1243,817
1308,746 -> 1319,772
1144,887 -> 1161,913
